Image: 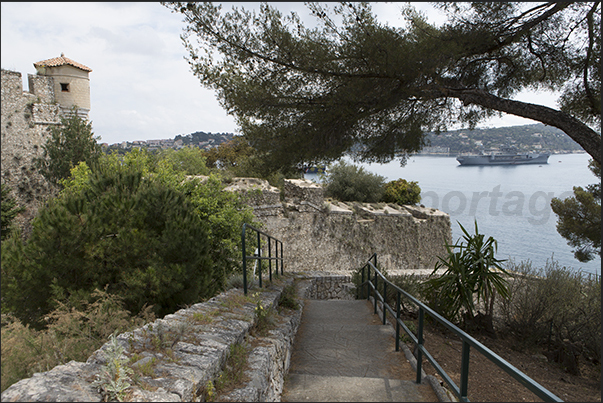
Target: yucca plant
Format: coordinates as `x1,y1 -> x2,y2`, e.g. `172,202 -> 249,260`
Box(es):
425,221 -> 509,331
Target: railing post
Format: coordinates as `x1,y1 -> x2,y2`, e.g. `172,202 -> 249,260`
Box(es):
257,231 -> 262,288
460,341 -> 471,401
268,237 -> 272,282
373,271 -> 378,314
280,240 -> 284,274
367,265 -> 371,301
395,291 -> 401,352
274,241 -> 279,276
382,280 -> 387,325
242,224 -> 248,295
416,307 -> 424,384
361,265 -> 366,299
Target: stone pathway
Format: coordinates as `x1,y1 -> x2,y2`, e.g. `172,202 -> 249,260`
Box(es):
281,299 -> 439,402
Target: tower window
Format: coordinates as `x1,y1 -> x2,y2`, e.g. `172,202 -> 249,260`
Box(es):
60,83 -> 69,92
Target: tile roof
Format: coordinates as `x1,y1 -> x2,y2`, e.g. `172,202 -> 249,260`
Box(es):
33,53 -> 92,72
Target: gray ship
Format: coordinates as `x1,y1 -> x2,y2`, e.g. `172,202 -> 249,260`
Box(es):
456,146 -> 549,166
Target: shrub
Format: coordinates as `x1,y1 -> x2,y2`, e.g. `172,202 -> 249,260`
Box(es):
1,289 -> 153,393
1,161 -> 213,326
323,160 -> 385,202
278,283 -> 299,311
500,258 -> 601,366
2,148 -> 260,327
382,178 -> 421,205
1,184 -> 24,241
424,221 -> 508,333
35,107 -> 101,186
156,147 -> 210,176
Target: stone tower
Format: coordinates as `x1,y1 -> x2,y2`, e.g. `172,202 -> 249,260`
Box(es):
1,54 -> 92,236
33,53 -> 92,118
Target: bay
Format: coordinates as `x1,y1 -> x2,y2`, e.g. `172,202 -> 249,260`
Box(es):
305,152 -> 601,276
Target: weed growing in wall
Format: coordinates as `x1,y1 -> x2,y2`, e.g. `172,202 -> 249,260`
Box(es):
278,283 -> 300,311
92,334 -> 134,402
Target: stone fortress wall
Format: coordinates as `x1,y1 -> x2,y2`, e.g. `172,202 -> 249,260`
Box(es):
228,177 -> 452,275
2,56 -> 91,236
1,69 -> 62,234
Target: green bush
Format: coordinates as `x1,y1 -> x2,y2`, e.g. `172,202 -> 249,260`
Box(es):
500,258 -> 601,366
1,184 -> 24,241
382,178 -> 421,205
35,107 -> 101,186
156,147 -> 210,176
323,160 -> 385,202
424,221 -> 508,332
1,162 -> 214,326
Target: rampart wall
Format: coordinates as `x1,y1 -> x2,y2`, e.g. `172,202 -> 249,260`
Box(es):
231,178 -> 452,275
1,69 -> 61,235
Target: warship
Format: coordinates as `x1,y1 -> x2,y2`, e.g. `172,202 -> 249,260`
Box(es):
456,146 -> 549,166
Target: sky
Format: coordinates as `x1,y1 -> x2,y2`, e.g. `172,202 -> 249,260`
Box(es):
1,2 -> 561,146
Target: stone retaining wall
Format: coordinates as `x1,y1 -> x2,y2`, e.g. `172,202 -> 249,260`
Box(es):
0,276 -> 331,403
304,274 -> 356,300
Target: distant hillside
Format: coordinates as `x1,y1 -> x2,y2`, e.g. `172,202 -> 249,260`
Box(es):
421,123 -> 584,155
174,131 -> 234,147
104,124 -> 585,156
104,131 -> 235,154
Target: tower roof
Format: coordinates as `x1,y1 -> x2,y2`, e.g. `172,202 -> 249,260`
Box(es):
34,53 -> 92,72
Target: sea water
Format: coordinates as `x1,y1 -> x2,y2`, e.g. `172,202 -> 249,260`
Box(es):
305,152 -> 601,276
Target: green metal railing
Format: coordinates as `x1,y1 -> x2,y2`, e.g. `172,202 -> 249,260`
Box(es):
241,223 -> 284,295
360,253 -> 563,402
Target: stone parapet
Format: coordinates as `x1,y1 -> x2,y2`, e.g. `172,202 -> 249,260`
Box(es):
283,179 -> 324,210
27,73 -> 55,104
223,177 -> 452,275
223,177 -> 283,216
1,279 -> 304,402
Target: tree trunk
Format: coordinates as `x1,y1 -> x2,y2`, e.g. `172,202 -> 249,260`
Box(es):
448,88 -> 601,165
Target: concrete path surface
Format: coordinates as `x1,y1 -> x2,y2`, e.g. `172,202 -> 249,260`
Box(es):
281,299 -> 439,402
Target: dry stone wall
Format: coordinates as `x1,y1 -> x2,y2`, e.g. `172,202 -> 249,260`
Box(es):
304,274 -> 356,300
1,278 -> 308,402
1,274 -> 359,403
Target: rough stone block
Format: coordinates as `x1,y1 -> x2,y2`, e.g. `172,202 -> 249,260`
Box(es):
283,179 -> 324,209
0,361 -> 101,402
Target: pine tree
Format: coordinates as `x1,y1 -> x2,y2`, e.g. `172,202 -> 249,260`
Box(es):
36,107 -> 101,186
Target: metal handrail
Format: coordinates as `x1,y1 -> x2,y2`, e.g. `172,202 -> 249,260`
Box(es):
241,223 -> 284,295
360,253 -> 563,402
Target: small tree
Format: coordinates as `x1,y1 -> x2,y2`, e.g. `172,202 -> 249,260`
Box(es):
425,221 -> 509,333
551,160 -> 601,262
1,161 -> 213,326
382,179 -> 421,205
323,160 -> 385,203
1,184 -> 24,241
36,107 -> 101,186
